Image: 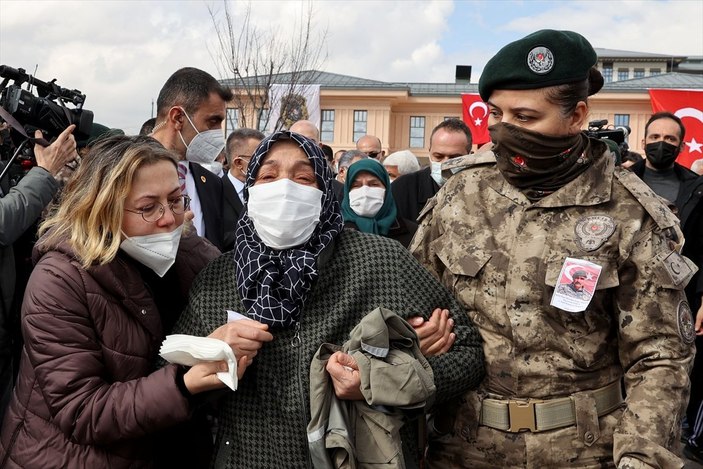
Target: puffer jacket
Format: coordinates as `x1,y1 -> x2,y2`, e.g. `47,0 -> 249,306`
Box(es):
0,229 -> 219,469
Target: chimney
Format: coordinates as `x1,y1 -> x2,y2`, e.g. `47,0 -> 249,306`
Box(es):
455,65 -> 472,84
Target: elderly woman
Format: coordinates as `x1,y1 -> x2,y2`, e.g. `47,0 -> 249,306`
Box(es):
412,30 -> 695,468
172,131 -> 484,468
342,158 -> 417,248
383,149 -> 420,182
0,136 -> 264,468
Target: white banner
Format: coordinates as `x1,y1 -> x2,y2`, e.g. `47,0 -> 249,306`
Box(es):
266,83 -> 320,133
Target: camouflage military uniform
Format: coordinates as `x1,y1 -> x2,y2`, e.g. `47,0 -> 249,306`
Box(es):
412,141 -> 696,469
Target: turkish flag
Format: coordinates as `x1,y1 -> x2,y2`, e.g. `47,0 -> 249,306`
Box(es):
648,89 -> 703,169
461,94 -> 491,145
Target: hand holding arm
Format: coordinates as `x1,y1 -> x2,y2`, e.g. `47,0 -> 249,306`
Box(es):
408,308 -> 456,357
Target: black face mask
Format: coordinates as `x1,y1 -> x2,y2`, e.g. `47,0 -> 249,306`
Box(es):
645,141 -> 680,170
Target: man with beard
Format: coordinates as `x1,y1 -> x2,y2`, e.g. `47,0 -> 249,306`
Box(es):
630,112 -> 703,463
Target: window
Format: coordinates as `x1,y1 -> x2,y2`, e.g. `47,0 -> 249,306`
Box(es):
633,68 -> 645,79
444,116 -> 459,121
353,110 -> 367,143
321,110 -> 335,142
602,63 -> 613,83
650,68 -> 661,76
617,68 -> 629,81
226,108 -> 239,134
409,116 -> 425,148
614,114 -> 630,128
257,109 -> 270,132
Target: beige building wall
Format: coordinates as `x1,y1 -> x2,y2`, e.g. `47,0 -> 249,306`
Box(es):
315,89 -> 655,159
227,86 -> 663,161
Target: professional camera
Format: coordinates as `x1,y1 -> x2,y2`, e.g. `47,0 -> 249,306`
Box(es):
0,65 -> 93,146
586,119 -> 630,160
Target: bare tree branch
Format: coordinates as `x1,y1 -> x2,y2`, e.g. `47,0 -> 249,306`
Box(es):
208,0 -> 328,133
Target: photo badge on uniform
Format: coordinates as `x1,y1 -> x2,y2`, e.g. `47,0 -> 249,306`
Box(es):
551,257 -> 602,313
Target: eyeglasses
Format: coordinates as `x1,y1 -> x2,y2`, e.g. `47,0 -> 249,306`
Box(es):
125,195 -> 191,223
366,151 -> 381,159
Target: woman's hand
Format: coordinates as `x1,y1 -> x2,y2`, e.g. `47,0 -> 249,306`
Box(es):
408,308 -> 456,357
182,355 -> 251,394
208,319 -> 274,359
326,351 -> 363,401
695,299 -> 703,336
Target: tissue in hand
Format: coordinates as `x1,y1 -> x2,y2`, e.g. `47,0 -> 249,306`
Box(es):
159,334 -> 238,391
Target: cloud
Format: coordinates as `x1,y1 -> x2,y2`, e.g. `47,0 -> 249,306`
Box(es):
1,0 -> 701,133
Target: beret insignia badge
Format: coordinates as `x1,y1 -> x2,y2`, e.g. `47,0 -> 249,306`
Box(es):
527,46 -> 554,74
574,215 -> 616,251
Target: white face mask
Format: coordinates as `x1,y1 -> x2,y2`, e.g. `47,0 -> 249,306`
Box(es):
349,186 -> 385,218
200,160 -> 223,176
178,109 -> 225,165
430,161 -> 446,187
120,225 -> 183,277
247,178 -> 323,250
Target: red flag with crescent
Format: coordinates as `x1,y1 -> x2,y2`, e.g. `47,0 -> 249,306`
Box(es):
648,89 -> 703,169
461,93 -> 490,145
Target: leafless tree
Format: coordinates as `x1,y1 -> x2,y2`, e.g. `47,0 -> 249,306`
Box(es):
208,1 -> 327,133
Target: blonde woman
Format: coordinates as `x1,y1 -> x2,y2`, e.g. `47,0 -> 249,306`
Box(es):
0,135 -> 270,468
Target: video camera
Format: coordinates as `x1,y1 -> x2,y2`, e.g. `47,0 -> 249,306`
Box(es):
586,119 -> 631,162
0,65 -> 93,148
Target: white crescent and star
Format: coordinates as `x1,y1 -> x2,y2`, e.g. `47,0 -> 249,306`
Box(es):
674,107 -> 703,154
563,264 -> 596,282
469,101 -> 488,126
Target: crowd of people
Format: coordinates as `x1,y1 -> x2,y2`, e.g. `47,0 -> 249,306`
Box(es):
0,28 -> 702,469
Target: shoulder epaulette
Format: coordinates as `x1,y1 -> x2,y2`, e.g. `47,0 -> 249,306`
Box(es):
441,145 -> 496,180
614,168 -> 680,230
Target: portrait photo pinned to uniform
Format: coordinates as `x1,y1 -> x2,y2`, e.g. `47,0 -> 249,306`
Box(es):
551,257 -> 602,313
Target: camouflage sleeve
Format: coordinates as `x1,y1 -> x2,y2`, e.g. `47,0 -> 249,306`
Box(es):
613,221 -> 696,468
409,196 -> 446,281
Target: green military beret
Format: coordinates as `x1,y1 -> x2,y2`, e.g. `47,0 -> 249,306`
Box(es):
572,270 -> 587,278
77,122 -> 125,148
479,29 -> 598,101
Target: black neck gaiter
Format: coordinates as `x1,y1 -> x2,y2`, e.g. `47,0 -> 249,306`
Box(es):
489,122 -> 590,201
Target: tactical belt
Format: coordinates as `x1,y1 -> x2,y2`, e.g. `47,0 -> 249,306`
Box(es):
479,381 -> 623,433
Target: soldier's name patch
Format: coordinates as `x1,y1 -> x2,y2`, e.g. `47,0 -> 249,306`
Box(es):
574,215 -> 616,252
677,301 -> 696,344
550,257 -> 602,313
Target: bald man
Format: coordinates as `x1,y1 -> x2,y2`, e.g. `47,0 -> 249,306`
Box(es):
289,120 -> 320,144
356,135 -> 385,161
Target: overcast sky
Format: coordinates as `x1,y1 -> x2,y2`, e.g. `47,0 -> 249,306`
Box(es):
1,0 -> 701,135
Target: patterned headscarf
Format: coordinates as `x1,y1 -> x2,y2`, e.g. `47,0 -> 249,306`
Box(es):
234,131 -> 343,329
341,159 -> 397,236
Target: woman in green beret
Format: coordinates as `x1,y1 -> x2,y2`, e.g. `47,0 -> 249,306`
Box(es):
341,159 -> 417,247
412,29 -> 694,469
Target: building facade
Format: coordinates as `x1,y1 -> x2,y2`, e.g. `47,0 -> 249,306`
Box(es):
222,53 -> 703,163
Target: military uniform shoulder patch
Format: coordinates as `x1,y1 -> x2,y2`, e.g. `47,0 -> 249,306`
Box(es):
677,301 -> 696,344
441,149 -> 496,180
574,215 -> 616,252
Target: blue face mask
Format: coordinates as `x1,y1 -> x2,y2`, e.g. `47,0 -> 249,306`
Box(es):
430,161 -> 446,187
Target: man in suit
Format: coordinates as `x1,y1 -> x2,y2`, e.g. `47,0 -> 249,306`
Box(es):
222,128 -> 264,252
391,119 -> 472,222
151,67 -> 233,251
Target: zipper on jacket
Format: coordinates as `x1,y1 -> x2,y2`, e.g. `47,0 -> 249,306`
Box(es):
293,319 -> 313,469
